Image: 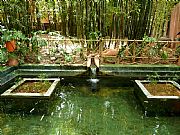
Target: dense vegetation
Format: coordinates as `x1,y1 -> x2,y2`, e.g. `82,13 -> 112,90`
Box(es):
0,0 -> 179,39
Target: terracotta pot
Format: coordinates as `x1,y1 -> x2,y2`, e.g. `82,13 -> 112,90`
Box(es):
7,58 -> 18,66
5,40 -> 16,52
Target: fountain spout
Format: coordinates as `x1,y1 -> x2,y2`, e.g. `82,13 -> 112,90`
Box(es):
87,63 -> 100,92
86,54 -> 100,77
91,67 -> 97,78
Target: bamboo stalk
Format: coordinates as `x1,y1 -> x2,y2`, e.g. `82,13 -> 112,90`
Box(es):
1,0 -> 177,41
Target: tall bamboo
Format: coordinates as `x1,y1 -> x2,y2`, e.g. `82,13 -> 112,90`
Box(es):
0,0 -> 178,40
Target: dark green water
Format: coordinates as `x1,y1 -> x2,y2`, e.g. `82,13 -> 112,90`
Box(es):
0,77 -> 180,135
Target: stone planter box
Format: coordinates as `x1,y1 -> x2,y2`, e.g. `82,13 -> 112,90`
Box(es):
135,80 -> 180,116
1,78 -> 60,99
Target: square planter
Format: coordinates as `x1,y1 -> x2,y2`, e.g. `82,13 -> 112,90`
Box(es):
135,80 -> 180,116
1,78 -> 60,99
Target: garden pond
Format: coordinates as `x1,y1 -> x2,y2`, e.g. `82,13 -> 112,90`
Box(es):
0,77 -> 180,135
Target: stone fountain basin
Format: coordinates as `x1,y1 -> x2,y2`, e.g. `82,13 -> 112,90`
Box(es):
1,78 -> 60,99
135,80 -> 180,115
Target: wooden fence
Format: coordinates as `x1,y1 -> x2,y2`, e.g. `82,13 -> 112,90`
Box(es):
38,38 -> 180,65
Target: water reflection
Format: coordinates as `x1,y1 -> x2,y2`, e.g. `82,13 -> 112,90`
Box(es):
87,78 -> 99,92
0,78 -> 179,135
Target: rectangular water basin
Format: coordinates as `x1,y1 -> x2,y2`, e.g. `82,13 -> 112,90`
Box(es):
135,80 -> 180,115
1,78 -> 60,99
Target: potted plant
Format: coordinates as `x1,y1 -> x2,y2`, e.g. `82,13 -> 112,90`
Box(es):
0,29 -> 26,52
7,52 -> 19,66
0,29 -> 31,66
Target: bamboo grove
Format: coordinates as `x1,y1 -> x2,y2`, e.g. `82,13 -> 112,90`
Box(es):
0,0 -> 179,39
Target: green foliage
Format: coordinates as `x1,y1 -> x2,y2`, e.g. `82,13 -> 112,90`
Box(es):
73,48 -> 82,55
60,48 -> 72,62
143,35 -> 157,43
148,47 -> 158,57
38,73 -> 48,79
64,55 -> 72,62
0,48 -> 8,65
0,29 -> 26,44
88,31 -> 102,40
0,29 -> 48,65
147,72 -> 160,83
0,29 -> 30,64
175,46 -> 180,56
28,31 -> 47,63
8,52 -> 18,59
0,66 -> 7,71
161,50 -> 168,60
172,74 -> 179,82
118,46 -> 127,58
0,0 -> 178,39
38,73 -> 49,83
15,77 -> 23,84
30,31 -> 47,47
1,0 -> 32,35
